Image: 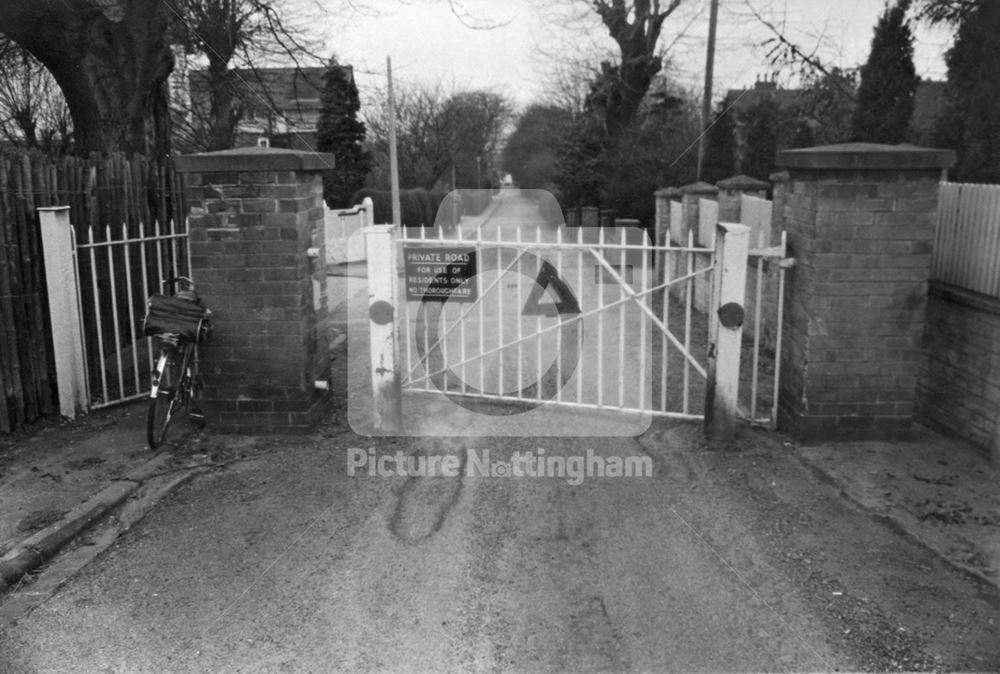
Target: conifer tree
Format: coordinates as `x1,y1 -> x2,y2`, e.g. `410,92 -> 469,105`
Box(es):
852,1 -> 919,143
316,57 -> 370,209
934,0 -> 1000,182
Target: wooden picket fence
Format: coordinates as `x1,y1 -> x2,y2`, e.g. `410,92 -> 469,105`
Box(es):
0,150 -> 182,433
933,182 -> 1000,299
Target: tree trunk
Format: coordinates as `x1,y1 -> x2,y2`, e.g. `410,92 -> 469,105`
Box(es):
593,0 -> 679,139
0,0 -> 173,156
206,57 -> 239,151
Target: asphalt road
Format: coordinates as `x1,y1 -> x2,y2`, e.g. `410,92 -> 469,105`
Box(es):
0,427 -> 844,672
3,397 -> 999,672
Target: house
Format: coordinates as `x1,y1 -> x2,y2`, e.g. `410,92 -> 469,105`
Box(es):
723,75 -> 945,120
183,65 -> 335,152
719,76 -> 948,176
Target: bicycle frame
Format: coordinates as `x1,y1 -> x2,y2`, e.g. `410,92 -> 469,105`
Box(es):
146,275 -> 209,449
151,340 -> 197,393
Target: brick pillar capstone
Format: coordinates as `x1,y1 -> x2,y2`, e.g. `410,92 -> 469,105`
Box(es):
716,174 -> 770,223
174,147 -> 336,434
775,142 -> 955,441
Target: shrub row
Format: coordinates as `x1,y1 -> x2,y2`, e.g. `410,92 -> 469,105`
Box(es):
460,189 -> 494,217
347,187 -> 496,229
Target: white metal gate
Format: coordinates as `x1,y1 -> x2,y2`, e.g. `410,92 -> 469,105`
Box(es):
39,207 -> 190,414
363,196 -> 787,436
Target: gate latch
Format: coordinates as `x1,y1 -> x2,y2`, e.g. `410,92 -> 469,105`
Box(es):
717,302 -> 745,330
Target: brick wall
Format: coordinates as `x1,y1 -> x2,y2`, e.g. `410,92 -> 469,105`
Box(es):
775,143 -> 955,441
918,281 -> 1000,454
175,147 -> 335,434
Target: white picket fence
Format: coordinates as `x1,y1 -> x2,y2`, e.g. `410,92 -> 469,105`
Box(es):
741,194 -> 773,248
933,182 -> 1000,298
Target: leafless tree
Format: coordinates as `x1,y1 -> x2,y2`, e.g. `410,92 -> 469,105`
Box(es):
534,0 -> 703,140
0,40 -> 72,151
365,82 -> 511,190
914,0 -> 978,25
0,0 -> 172,156
0,0 -> 509,156
165,0 -> 329,151
733,0 -> 857,101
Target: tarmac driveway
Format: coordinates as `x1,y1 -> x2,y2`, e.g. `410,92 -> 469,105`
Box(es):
1,411 -> 998,671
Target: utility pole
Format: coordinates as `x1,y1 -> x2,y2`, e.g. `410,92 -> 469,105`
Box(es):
387,56 -> 401,227
451,164 -> 458,228
696,0 -> 720,181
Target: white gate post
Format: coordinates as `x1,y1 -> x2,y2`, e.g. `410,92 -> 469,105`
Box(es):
705,221 -> 750,440
360,197 -> 373,260
365,224 -> 401,432
38,206 -> 88,418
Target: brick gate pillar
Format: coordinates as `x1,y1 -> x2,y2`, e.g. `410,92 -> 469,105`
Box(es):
175,147 -> 336,434
776,143 -> 955,441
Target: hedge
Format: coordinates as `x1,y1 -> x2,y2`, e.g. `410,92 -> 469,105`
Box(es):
348,187 -> 437,227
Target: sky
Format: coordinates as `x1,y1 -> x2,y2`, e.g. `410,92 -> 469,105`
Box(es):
314,0 -> 954,110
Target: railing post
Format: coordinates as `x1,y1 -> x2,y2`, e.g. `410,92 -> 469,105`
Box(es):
38,206 -> 88,417
365,224 -> 401,432
705,221 -> 750,440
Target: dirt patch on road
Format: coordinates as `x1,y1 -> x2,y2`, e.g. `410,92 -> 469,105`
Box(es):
688,425 -> 1000,672
795,427 -> 1000,586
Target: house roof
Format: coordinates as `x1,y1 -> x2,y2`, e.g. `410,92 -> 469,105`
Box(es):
188,66 -> 336,113
724,78 -> 948,128
724,81 -> 804,112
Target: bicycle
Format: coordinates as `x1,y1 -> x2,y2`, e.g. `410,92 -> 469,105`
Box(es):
143,276 -> 212,449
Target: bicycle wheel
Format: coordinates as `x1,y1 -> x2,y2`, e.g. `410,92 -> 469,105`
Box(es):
147,344 -> 192,448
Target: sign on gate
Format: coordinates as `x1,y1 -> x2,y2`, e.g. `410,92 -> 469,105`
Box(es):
403,246 -> 478,302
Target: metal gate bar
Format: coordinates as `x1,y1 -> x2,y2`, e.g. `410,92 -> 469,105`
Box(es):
74,219 -> 190,408
394,224 -> 719,419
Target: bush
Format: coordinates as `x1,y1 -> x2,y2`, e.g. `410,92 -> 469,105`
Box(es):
399,189 -> 423,227
434,192 -> 463,229
537,191 -> 564,227
429,191 -> 445,222
462,189 -> 493,216
349,188 -> 392,224
349,188 -> 436,227
412,188 -> 435,227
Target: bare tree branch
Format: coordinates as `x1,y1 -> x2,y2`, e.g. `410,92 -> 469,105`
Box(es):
444,0 -> 513,30
741,0 -> 857,101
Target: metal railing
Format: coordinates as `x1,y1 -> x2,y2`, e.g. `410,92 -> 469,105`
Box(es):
392,224 -> 720,421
